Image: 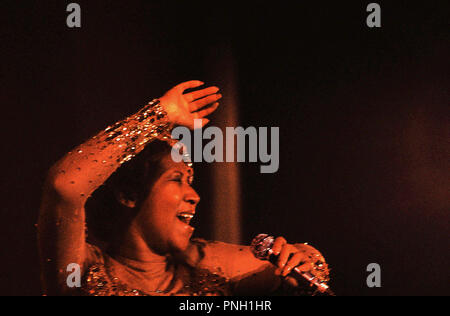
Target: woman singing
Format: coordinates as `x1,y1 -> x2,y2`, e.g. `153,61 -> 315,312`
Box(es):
38,81 -> 330,296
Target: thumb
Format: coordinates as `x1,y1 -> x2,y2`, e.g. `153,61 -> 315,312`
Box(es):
199,118 -> 210,128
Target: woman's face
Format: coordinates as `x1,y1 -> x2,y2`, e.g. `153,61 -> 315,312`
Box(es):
135,154 -> 200,255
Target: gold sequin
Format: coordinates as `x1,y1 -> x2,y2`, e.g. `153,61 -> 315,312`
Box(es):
81,263 -> 230,296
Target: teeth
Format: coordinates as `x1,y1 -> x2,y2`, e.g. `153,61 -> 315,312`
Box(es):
177,212 -> 194,224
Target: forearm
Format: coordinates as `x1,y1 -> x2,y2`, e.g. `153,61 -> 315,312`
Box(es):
47,99 -> 170,207
38,187 -> 87,294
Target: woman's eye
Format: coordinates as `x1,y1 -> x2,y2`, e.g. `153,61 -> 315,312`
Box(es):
169,172 -> 193,184
170,174 -> 183,182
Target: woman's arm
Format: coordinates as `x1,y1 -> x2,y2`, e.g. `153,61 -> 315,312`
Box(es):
38,81 -> 221,294
192,237 -> 330,295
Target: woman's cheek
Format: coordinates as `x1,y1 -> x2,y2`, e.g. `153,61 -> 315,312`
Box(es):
165,184 -> 183,204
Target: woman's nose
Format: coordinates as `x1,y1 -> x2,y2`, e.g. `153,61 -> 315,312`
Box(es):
184,185 -> 200,205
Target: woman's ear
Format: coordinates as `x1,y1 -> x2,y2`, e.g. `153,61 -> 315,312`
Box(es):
115,190 -> 137,209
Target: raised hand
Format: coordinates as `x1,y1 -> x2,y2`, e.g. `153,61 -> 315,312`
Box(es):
159,80 -> 222,129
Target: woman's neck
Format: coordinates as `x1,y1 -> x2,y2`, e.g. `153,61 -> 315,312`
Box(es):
107,224 -> 200,273
105,233 -> 177,294
109,227 -> 168,267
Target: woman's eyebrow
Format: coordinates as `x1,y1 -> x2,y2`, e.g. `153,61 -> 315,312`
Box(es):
166,168 -> 193,178
169,169 -> 189,177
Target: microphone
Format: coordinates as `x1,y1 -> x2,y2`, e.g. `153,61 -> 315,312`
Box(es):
250,234 -> 334,295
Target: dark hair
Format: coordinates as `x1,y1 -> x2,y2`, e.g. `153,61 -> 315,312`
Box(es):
85,140 -> 173,247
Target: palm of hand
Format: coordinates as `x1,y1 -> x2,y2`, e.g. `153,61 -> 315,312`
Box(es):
159,80 -> 222,130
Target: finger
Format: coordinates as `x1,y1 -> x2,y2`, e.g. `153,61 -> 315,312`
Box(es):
199,118 -> 210,128
184,86 -> 220,102
284,276 -> 299,288
174,80 -> 204,93
271,237 -> 287,256
295,262 -> 314,273
190,94 -> 222,112
187,118 -> 210,129
281,252 -> 305,277
189,93 -> 222,111
277,244 -> 296,270
189,93 -> 222,107
194,102 -> 220,118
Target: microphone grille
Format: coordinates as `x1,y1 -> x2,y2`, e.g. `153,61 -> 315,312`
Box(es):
250,234 -> 275,260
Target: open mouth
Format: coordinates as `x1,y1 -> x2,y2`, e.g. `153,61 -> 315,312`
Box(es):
176,211 -> 195,226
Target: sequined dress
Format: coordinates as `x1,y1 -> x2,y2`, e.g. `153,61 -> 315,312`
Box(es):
80,243 -> 232,296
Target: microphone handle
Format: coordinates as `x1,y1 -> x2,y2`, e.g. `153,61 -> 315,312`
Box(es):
267,250 -> 335,296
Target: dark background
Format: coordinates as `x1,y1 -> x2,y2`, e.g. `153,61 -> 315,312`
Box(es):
1,1 -> 448,295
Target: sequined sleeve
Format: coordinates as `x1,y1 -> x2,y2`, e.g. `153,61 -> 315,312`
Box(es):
48,99 -> 170,205
37,99 -> 170,295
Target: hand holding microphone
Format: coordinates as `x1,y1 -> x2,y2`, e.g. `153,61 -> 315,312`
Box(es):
251,234 -> 334,295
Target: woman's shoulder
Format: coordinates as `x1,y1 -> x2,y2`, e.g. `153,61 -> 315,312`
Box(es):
189,238 -> 252,262
191,238 -> 247,254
